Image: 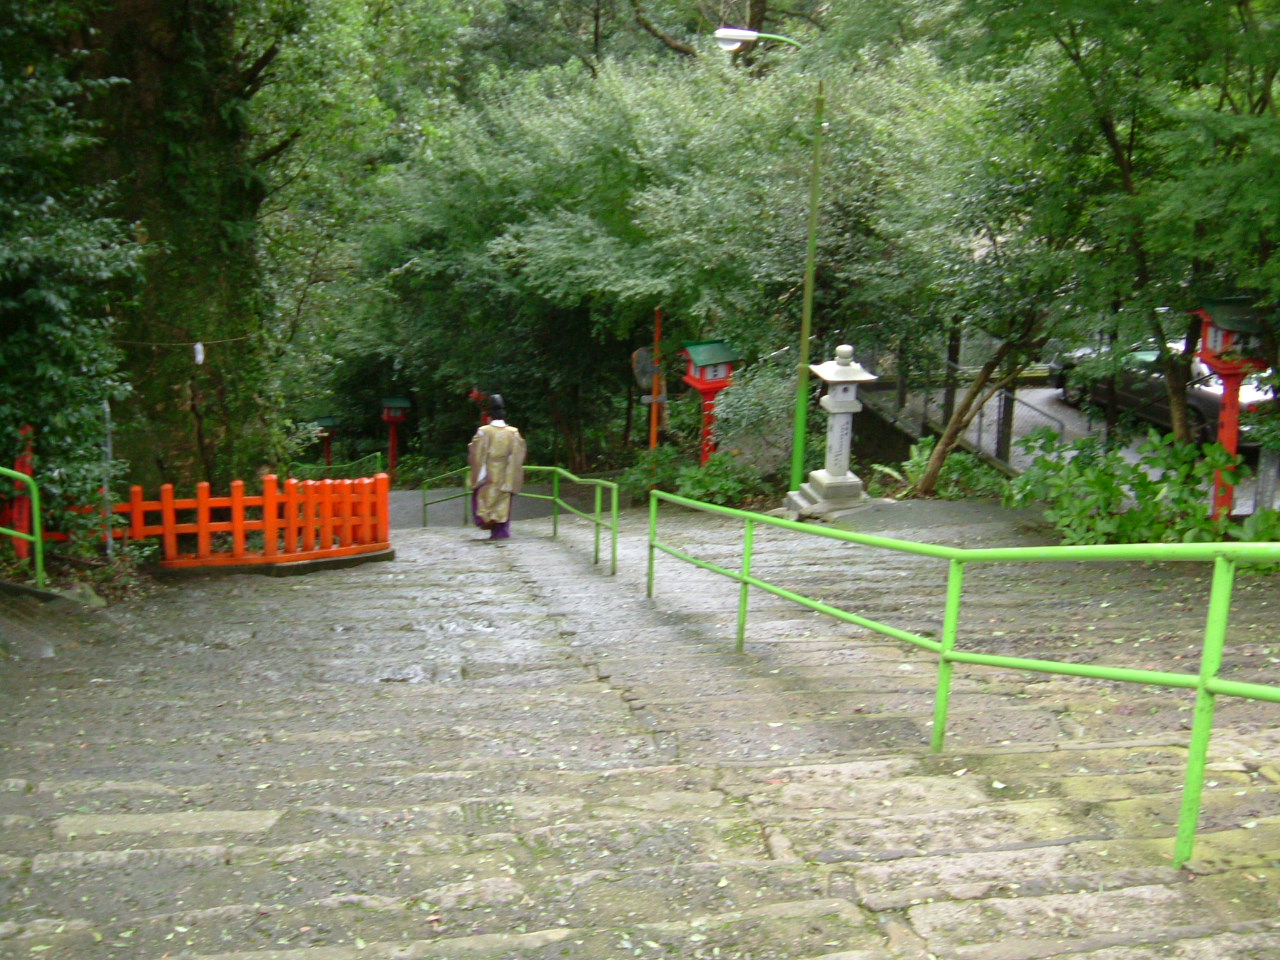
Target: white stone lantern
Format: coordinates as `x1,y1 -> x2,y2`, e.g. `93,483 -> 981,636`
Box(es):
785,344 -> 877,517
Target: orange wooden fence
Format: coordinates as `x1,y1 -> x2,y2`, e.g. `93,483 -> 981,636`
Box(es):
105,473 -> 391,569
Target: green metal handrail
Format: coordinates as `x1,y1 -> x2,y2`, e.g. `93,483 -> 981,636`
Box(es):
0,466 -> 45,588
421,467 -> 471,527
421,465 -> 619,574
522,466 -> 618,575
647,489 -> 1280,868
284,452 -> 384,481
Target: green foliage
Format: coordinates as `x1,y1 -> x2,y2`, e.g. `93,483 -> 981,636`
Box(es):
390,453 -> 467,490
711,353 -> 809,479
674,452 -> 767,506
618,446 -> 686,504
0,0 -> 139,526
869,435 -> 1007,501
619,446 -> 766,507
1007,428 -> 1244,545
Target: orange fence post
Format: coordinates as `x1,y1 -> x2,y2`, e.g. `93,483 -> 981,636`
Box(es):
319,479 -> 334,550
230,480 -> 246,559
160,484 -> 178,561
356,477 -> 373,544
301,482 -> 317,552
196,483 -> 212,559
337,480 -> 354,547
375,473 -> 390,544
262,474 -> 279,558
283,478 -> 299,555
129,485 -> 147,541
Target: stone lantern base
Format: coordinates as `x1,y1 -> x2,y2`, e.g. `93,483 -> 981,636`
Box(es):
784,468 -> 868,520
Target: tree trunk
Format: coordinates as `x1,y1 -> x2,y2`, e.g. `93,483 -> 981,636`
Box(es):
915,340 -> 1034,497
79,0 -> 274,492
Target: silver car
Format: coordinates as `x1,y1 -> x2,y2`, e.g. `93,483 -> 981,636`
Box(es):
1053,344 -> 1274,446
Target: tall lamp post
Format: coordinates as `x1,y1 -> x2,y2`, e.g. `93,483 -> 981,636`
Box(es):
714,27 -> 823,494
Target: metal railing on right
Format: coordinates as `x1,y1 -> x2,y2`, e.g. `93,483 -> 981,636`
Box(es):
647,489 -> 1280,868
0,465 -> 45,588
283,452 -> 384,481
422,466 -> 619,574
860,359 -> 1065,472
522,466 -> 618,575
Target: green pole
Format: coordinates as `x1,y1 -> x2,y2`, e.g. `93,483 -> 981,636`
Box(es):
609,484 -> 619,576
930,559 -> 965,753
788,81 -> 825,494
593,484 -> 602,565
736,519 -> 755,653
646,493 -> 658,598
552,471 -> 560,539
1173,553 -> 1235,867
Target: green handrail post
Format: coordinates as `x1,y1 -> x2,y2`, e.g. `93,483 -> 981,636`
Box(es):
513,466 -> 617,573
552,471 -> 560,539
593,484 -> 602,565
647,492 -> 659,598
737,519 -> 755,653
1173,553 -> 1235,868
420,466 -> 470,527
609,484 -> 619,576
931,558 -> 965,754
0,466 -> 44,589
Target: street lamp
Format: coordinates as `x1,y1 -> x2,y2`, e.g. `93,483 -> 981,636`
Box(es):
713,27 -> 823,495
713,27 -> 804,51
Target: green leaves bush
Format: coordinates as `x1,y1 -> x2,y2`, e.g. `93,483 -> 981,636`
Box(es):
674,452 -> 766,507
619,448 -> 766,508
869,436 -> 1008,501
1006,428 -> 1258,544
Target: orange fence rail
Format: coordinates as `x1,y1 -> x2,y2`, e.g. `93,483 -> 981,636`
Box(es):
104,473 -> 391,569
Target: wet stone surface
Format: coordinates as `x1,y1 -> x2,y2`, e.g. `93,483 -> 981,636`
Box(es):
2,498 -> 1280,958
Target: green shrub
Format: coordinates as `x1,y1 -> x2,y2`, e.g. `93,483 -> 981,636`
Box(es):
868,436 -> 1008,500
674,452 -> 766,506
1006,428 -> 1244,544
618,446 -> 686,504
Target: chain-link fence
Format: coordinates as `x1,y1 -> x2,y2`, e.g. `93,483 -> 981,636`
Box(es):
857,352 -> 1064,473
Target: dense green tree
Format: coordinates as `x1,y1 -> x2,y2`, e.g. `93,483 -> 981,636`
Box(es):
0,1 -> 137,521
355,46 -> 905,470
72,0 -> 284,490
950,0 -> 1280,442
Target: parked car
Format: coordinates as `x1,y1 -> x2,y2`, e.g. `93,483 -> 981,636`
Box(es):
1051,343 -> 1274,446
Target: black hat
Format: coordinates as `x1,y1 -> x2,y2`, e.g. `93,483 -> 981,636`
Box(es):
488,394 -> 506,417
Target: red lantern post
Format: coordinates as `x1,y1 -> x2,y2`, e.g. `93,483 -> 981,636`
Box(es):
380,398 -> 410,478
314,416 -> 337,467
681,340 -> 741,466
1194,298 -> 1269,518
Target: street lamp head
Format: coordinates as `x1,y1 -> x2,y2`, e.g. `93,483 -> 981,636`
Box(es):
714,27 -> 759,52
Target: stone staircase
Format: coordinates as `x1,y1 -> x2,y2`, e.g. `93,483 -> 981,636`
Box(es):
2,503 -> 1279,959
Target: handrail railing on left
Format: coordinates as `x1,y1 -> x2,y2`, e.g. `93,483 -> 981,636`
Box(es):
421,465 -> 619,574
421,467 -> 471,528
522,466 -> 618,575
647,488 -> 1280,868
0,465 -> 44,588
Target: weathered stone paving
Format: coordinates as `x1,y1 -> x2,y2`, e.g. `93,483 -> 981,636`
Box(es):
2,500 -> 1279,959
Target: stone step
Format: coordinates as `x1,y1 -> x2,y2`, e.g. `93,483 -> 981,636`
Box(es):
2,899 -> 890,960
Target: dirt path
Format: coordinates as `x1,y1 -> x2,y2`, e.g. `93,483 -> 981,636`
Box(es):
2,499 -> 1279,959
